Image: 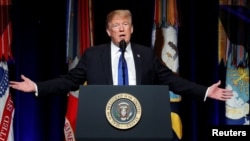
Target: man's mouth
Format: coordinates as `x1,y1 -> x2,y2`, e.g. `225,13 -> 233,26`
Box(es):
119,34 -> 126,38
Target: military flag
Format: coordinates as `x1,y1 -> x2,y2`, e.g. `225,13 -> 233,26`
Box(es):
64,0 -> 93,140
152,0 -> 182,140
218,0 -> 249,125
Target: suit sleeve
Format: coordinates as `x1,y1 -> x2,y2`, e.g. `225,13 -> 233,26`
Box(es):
155,57 -> 208,101
37,51 -> 88,96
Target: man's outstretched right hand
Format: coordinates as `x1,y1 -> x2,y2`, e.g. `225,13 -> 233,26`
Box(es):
9,74 -> 37,93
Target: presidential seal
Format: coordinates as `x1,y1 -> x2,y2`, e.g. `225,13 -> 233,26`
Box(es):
105,93 -> 142,130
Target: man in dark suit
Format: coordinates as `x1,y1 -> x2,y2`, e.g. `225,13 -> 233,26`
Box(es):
10,9 -> 233,101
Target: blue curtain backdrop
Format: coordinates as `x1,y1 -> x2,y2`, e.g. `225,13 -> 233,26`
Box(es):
10,0 -> 68,141
10,0 -> 226,141
178,1 -> 226,140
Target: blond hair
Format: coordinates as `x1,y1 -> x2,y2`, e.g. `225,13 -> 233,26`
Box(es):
106,9 -> 132,28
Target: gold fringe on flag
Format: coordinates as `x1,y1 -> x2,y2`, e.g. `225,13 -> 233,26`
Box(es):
218,19 -> 228,65
171,112 -> 182,139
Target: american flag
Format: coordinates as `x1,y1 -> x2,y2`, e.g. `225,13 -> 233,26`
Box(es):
0,0 -> 14,140
0,62 -> 14,141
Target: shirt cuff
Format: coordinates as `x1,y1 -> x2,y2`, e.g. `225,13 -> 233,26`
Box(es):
203,88 -> 209,101
34,83 -> 38,97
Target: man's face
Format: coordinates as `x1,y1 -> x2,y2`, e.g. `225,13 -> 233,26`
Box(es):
106,15 -> 133,46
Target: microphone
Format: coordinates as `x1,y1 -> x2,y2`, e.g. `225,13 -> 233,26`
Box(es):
119,39 -> 127,54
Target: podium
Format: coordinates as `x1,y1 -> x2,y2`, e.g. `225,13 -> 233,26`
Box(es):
76,85 -> 173,141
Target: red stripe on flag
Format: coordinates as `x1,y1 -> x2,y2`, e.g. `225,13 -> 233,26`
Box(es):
64,92 -> 79,141
65,93 -> 79,130
0,0 -> 11,6
0,0 -> 12,61
79,0 -> 91,55
0,93 -> 14,141
154,0 -> 161,25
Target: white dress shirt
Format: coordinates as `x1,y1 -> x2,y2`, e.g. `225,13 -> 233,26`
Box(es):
111,42 -> 136,85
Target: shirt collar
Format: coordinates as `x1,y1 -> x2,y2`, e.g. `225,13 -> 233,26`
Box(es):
111,41 -> 132,53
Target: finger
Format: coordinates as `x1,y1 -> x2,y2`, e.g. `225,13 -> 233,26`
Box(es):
9,81 -> 19,85
214,80 -> 221,87
220,91 -> 233,98
218,88 -> 232,94
223,91 -> 233,96
222,95 -> 233,99
9,84 -> 19,90
218,97 -> 229,101
21,74 -> 27,80
217,97 -> 226,101
223,93 -> 233,96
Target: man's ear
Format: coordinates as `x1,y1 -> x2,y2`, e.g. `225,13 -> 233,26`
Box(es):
131,25 -> 133,34
106,29 -> 111,37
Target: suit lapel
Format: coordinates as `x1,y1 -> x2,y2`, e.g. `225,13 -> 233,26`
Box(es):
101,43 -> 113,85
131,44 -> 142,84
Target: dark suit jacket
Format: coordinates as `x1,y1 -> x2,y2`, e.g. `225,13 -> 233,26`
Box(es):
37,42 -> 207,100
